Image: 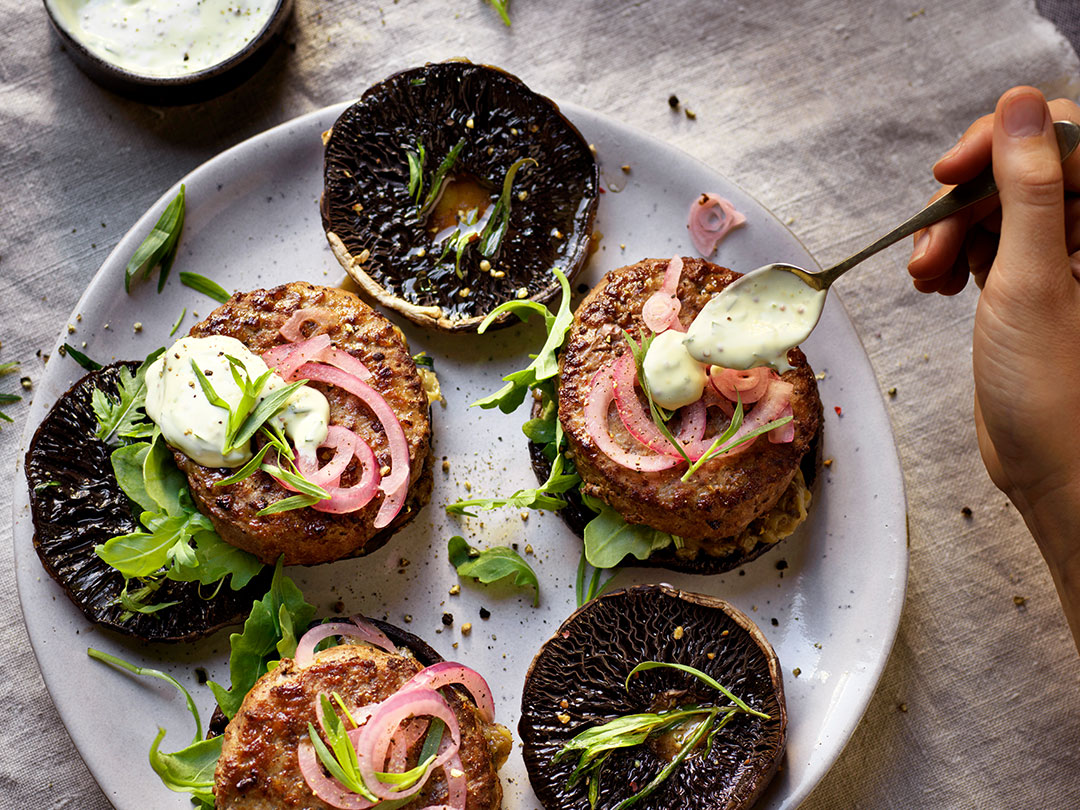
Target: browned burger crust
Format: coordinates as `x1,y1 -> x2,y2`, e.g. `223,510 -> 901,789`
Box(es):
558,258 -> 822,545
178,282 -> 432,565
215,644 -> 506,810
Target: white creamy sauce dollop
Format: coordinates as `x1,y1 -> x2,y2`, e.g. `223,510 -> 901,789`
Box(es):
145,335 -> 329,468
682,267 -> 826,373
642,329 -> 707,410
48,0 -> 275,78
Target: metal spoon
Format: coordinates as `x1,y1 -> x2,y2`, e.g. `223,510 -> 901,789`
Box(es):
768,119 -> 1080,293
682,121 -> 1080,371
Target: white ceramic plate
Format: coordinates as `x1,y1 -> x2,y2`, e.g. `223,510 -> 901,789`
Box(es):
14,100 -> 907,809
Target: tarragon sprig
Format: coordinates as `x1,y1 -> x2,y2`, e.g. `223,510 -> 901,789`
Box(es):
125,185 -> 185,293
679,395 -> 792,482
556,660 -> 770,810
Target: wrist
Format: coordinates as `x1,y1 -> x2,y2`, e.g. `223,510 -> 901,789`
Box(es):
1019,484 -> 1080,574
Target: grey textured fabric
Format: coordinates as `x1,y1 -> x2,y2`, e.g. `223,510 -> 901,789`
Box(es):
3,0 -> 1080,808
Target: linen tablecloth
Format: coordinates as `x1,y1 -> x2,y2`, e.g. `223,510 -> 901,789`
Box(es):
2,0 -> 1079,807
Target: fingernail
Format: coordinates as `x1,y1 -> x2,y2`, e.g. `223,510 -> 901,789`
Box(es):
1003,93 -> 1047,138
910,230 -> 930,264
935,142 -> 962,167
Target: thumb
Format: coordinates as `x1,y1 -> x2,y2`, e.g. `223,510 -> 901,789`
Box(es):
990,87 -> 1070,295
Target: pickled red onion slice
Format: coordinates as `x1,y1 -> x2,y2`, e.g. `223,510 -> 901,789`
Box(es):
296,425 -> 356,488
296,362 -> 410,528
641,255 -> 685,333
399,661 -> 496,723
441,748 -> 468,810
585,365 -> 679,472
688,193 -> 746,257
281,307 -> 341,342
769,401 -> 795,443
311,432 -> 381,515
319,346 -> 374,382
263,334 -> 333,381
355,688 -> 461,802
294,616 -> 398,667
713,379 -> 794,458
709,365 -> 776,404
610,355 -> 706,460
386,717 -> 430,774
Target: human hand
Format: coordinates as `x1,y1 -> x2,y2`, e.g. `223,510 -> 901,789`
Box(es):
909,87 -> 1080,588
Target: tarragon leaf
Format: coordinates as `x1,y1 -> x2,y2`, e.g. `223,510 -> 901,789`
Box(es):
487,0 -> 511,26
448,536 -> 539,606
479,156 -> 537,257
419,137 -> 466,215
61,343 -> 102,371
231,379 -> 307,451
179,271 -> 230,304
125,185 -> 185,294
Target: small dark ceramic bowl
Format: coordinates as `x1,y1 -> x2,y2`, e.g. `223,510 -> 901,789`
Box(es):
43,0 -> 294,105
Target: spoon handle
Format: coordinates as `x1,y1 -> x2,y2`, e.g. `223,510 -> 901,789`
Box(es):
818,120 -> 1080,286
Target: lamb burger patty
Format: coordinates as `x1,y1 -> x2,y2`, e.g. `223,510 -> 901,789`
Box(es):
177,282 -> 432,565
558,257 -> 822,546
215,644 -> 508,809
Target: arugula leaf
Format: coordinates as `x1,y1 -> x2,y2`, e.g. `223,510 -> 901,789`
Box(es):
92,348 -> 164,442
118,579 -> 178,618
96,528 -> 177,579
110,441 -> 156,512
142,432 -> 187,516
61,343 -> 102,371
471,267 -> 573,413
419,138 -> 466,215
179,271 -> 230,304
87,648 -> 204,741
581,497 -> 674,568
125,185 -> 185,293
479,156 -> 537,257
447,451 -> 579,516
487,0 -> 511,25
448,536 -> 539,606
167,530 -> 262,590
87,646 -> 218,806
149,732 -> 220,807
209,558 -> 316,718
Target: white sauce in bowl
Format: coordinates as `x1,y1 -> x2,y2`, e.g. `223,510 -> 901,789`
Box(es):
682,267 -> 826,373
46,0 -> 276,78
145,335 -> 328,468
